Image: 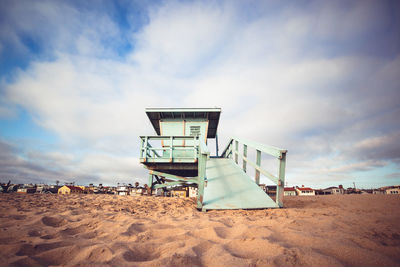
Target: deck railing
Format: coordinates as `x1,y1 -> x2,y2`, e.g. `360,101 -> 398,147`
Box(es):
221,137 -> 287,207
139,136 -> 200,163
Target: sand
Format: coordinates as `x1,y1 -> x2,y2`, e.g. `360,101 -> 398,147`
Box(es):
0,194 -> 399,266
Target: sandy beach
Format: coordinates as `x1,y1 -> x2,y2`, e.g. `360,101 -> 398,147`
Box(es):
0,194 -> 399,266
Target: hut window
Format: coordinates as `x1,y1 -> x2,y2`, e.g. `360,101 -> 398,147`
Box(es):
190,126 -> 201,136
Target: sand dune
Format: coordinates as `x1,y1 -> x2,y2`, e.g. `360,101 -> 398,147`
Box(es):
0,194 -> 399,266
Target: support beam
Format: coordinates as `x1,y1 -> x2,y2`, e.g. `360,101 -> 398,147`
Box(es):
169,136 -> 173,162
243,144 -> 247,173
197,152 -> 207,210
148,173 -> 153,196
154,181 -> 184,189
216,133 -> 219,157
276,152 -> 286,208
255,149 -> 261,185
234,140 -> 239,164
149,170 -> 199,184
197,137 -> 209,210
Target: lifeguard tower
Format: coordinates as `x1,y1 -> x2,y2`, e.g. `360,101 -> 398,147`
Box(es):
140,108 -> 287,211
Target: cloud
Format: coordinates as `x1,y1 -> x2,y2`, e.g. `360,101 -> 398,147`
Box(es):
1,0 -> 400,187
0,139 -> 145,185
385,173 -> 400,179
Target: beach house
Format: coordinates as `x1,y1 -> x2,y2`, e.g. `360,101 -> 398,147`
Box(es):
295,186 -> 315,196
58,185 -> 84,194
17,187 -> 36,194
116,185 -> 129,195
170,186 -> 188,198
320,185 -> 345,195
284,187 -> 297,196
386,187 -> 400,194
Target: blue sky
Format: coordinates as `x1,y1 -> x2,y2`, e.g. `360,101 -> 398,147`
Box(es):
0,0 -> 399,188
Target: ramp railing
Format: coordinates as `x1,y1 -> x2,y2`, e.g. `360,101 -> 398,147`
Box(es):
221,137 -> 287,207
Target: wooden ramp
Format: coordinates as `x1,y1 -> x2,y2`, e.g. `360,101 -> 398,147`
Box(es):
202,158 -> 279,210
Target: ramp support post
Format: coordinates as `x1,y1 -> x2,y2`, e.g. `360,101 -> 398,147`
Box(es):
197,151 -> 207,210
255,149 -> 261,185
276,152 -> 286,207
243,144 -> 247,173
197,137 -> 210,210
234,140 -> 239,164
215,133 -> 219,157
148,173 -> 153,196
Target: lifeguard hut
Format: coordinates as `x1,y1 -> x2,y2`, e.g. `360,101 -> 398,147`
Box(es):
140,108 -> 287,211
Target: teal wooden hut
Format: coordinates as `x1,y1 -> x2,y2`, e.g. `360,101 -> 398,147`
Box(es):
140,108 -> 287,211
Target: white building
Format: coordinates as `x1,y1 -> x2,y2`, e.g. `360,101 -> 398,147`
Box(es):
322,186 -> 344,195
188,186 -> 198,197
116,186 -> 129,195
130,187 -> 144,196
284,187 -> 297,196
386,187 -> 400,195
295,186 -> 315,196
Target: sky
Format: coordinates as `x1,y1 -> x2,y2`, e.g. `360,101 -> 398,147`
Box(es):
0,0 -> 399,188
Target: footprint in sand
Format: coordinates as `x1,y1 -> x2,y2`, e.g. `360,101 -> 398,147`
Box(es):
123,243 -> 160,262
41,216 -> 67,227
16,241 -> 72,256
122,223 -> 148,236
213,225 -> 248,239
28,230 -> 42,237
192,241 -> 214,257
31,244 -> 81,266
40,233 -> 61,240
60,225 -> 89,236
10,214 -> 27,220
86,246 -> 113,262
224,239 -> 284,259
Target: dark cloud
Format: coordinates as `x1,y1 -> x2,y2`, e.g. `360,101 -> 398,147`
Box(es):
0,140 -> 62,183
0,139 -> 101,184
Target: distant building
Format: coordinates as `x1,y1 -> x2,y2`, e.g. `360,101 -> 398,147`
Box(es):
372,189 -> 385,194
265,185 -> 277,196
130,187 -> 144,196
35,185 -> 45,193
295,186 -> 315,196
319,186 -> 345,195
155,188 -> 166,196
284,187 -> 297,196
58,185 -> 84,194
45,186 -> 61,194
170,186 -> 188,198
83,187 -> 94,194
116,185 -> 129,196
345,187 -> 359,194
188,186 -> 198,198
17,187 -> 36,194
360,189 -> 373,194
386,187 -> 400,195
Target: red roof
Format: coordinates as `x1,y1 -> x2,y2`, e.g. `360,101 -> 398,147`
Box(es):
66,186 -> 83,191
284,187 -> 296,191
297,187 -> 314,191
